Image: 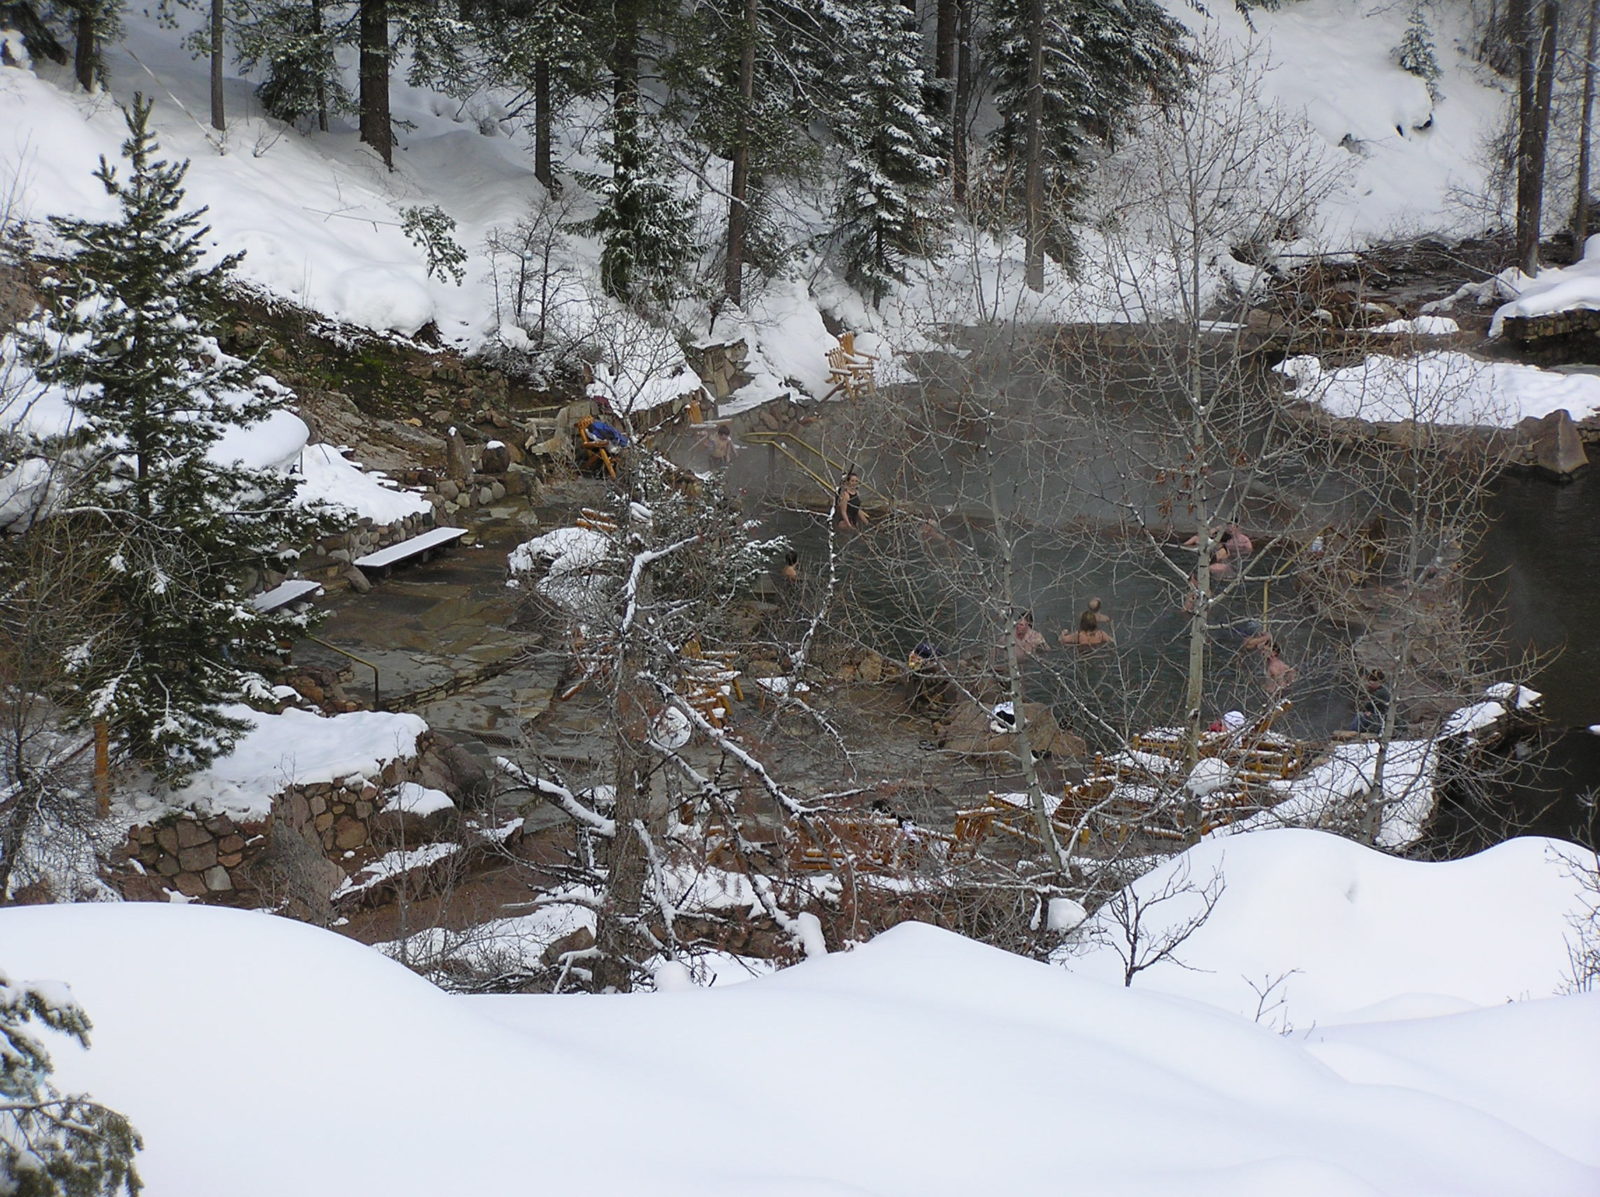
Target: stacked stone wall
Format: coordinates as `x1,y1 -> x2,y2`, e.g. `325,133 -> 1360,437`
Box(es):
121,733 -> 442,904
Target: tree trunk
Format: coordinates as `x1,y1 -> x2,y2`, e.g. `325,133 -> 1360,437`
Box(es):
935,0 -> 957,176
986,470 -> 1062,868
1515,0 -> 1559,274
1575,0 -> 1598,239
73,1 -> 95,91
359,0 -> 392,168
952,0 -> 972,204
1023,0 -> 1045,292
592,740 -> 649,992
724,0 -> 757,304
311,0 -> 328,131
534,57 -> 555,192
209,0 -> 225,132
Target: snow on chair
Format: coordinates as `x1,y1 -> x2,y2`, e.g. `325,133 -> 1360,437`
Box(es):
822,333 -> 878,402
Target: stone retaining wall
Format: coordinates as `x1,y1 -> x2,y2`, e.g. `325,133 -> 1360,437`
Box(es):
121,733 -> 441,903
1500,308 -> 1600,344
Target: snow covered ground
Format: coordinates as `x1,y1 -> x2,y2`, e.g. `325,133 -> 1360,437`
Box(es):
1277,350 -> 1600,426
1065,829 -> 1592,1026
3,827 -> 1597,1196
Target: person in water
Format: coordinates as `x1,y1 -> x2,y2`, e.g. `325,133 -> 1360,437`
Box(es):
1060,597 -> 1113,648
1011,611 -> 1045,659
1261,638 -> 1296,697
1351,668 -> 1392,734
835,472 -> 869,530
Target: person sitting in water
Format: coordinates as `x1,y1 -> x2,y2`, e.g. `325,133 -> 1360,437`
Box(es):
778,548 -> 800,584
835,472 -> 869,530
1237,621 -> 1272,654
1059,597 -> 1113,648
1209,540 -> 1234,578
1261,639 -> 1296,696
1351,668 -> 1392,734
1010,612 -> 1045,659
907,639 -> 948,709
1225,523 -> 1254,557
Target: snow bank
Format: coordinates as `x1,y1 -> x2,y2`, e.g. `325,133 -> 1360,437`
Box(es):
1368,315 -> 1460,336
1065,829 -> 1594,1028
1491,235 -> 1600,336
1277,350 -> 1600,427
2,902 -> 1596,1195
161,704 -> 427,819
296,442 -> 431,524
390,781 -> 454,817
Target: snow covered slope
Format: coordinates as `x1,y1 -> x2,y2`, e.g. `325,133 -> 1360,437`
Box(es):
3,828 -> 1598,1196
1,0 -> 1513,382
1063,829 -> 1593,1027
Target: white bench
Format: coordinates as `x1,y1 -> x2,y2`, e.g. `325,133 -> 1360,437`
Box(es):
353,526 -> 468,578
250,579 -> 323,613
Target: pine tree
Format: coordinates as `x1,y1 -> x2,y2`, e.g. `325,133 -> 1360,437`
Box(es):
574,112 -> 700,309
1,967 -> 143,1195
987,0 -> 1190,268
231,0 -> 352,130
828,0 -> 947,306
17,97 -> 341,782
1395,6 -> 1443,102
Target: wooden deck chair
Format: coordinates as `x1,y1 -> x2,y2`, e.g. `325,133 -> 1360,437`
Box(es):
575,415 -> 618,479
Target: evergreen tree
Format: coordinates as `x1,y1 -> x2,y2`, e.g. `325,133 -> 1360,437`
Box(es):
574,112 -> 701,309
1,967 -> 142,1195
987,0 -> 1190,265
828,0 -> 947,305
231,0 -> 352,129
1395,5 -> 1443,102
662,0 -> 822,297
17,97 -> 341,781
42,0 -> 122,90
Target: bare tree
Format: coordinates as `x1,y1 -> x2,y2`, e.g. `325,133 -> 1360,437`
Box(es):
1081,858 -> 1225,987
500,455 -> 844,991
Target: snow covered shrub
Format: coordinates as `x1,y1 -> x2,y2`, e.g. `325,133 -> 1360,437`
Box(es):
1395,7 -> 1444,102
0,968 -> 142,1196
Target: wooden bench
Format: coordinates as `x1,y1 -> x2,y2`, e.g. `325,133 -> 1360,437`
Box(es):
250,579 -> 323,613
678,645 -> 745,727
353,526 -> 468,579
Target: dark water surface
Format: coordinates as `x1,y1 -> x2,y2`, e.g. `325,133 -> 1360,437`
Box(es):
1474,467 -> 1600,848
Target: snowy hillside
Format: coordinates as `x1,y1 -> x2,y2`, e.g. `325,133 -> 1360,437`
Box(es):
0,0 -> 1514,398
4,826 -> 1600,1197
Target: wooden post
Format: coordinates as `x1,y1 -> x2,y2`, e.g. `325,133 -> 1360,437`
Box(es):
93,720 -> 110,817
